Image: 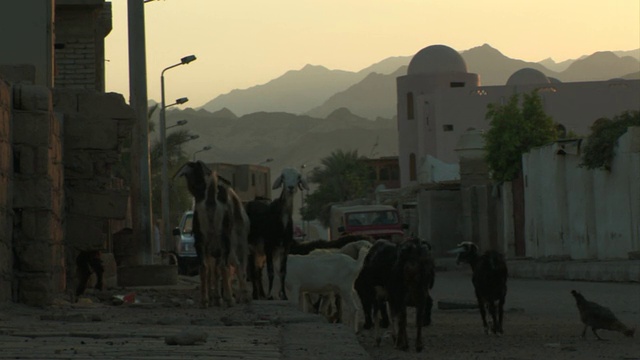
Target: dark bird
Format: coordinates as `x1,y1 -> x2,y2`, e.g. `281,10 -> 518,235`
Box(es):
571,290 -> 635,340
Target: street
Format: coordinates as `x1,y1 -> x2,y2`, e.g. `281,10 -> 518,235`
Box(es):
359,268 -> 640,359
0,268 -> 637,359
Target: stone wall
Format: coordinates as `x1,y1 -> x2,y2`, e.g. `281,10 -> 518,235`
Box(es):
53,90 -> 135,293
12,84 -> 64,306
0,78 -> 12,302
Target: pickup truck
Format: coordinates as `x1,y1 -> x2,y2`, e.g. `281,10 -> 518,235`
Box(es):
329,204 -> 406,241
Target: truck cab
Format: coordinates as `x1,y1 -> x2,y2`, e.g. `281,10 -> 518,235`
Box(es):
329,204 -> 406,241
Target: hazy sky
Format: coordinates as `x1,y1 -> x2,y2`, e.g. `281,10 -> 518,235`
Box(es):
105,0 -> 640,108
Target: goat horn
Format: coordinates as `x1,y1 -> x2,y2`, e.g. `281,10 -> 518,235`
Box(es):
447,247 -> 466,254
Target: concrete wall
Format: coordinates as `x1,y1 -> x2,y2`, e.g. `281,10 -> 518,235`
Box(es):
523,127 -> 640,259
0,1 -> 54,87
0,78 -> 12,302
417,189 -> 463,257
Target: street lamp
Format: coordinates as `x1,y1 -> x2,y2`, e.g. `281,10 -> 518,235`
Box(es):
160,54 -> 197,252
192,145 -> 212,161
166,119 -> 188,130
259,158 -> 274,165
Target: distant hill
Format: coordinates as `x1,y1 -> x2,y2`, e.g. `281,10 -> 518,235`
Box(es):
198,44 -> 639,120
200,64 -> 366,116
162,107 -> 398,184
306,67 -> 406,119
559,51 -> 640,82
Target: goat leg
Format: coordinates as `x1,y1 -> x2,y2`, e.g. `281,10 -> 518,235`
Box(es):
592,328 -> 607,341
476,294 -> 490,334
278,246 -> 290,300
497,297 -> 505,334
266,252 -> 276,299
395,307 -> 409,351
415,301 -> 424,352
199,262 -> 209,308
488,301 -> 498,334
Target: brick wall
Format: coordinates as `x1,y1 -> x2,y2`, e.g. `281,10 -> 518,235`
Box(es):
0,78 -> 12,302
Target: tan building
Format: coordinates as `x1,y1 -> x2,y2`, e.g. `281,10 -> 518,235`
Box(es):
397,44 -> 640,187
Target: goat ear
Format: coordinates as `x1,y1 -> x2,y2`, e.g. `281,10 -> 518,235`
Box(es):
272,175 -> 283,190
173,162 -> 193,179
298,176 -> 309,190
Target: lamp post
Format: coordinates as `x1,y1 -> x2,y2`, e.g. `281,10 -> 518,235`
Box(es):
160,55 -> 196,252
192,145 -> 212,161
166,119 -> 188,130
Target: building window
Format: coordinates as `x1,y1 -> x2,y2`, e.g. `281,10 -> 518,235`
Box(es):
407,92 -> 414,120
450,82 -> 465,88
443,124 -> 454,132
252,174 -> 256,186
409,153 -> 417,181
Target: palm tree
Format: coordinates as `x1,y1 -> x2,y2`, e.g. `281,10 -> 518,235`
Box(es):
303,149 -> 373,226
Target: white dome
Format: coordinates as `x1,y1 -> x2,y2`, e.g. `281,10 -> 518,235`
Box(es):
407,45 -> 468,75
506,68 -> 550,85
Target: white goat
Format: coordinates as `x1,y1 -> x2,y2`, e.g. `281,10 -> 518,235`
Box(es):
285,243 -> 371,333
174,161 -> 251,308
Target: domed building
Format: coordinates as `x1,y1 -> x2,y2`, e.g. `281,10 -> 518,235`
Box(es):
396,44 -> 640,187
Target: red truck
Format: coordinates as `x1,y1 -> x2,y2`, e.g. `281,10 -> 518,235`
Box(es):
329,204 -> 406,241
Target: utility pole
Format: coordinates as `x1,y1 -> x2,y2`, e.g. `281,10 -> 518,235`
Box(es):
127,0 -> 153,264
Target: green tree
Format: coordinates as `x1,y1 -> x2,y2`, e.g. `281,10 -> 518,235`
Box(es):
483,91 -> 558,181
581,110 -> 640,171
301,149 -> 373,226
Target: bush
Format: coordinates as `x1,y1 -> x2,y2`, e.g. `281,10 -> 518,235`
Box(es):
581,110 -> 640,171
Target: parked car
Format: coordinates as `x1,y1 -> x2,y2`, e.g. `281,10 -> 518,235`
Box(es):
172,211 -> 199,275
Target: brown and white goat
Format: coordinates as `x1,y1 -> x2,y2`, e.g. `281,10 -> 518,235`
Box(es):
174,161 -> 251,307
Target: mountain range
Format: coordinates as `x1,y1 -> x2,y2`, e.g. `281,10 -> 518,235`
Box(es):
200,44 -> 640,119
158,43 -> 639,193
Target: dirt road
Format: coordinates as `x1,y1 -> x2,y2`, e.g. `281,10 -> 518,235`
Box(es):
357,270 -> 640,360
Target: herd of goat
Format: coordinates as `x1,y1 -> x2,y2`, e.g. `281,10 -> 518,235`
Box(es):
165,160 -> 635,352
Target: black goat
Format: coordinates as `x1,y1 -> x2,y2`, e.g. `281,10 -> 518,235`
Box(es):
450,241 -> 508,335
245,168 -> 308,300
356,237 -> 435,352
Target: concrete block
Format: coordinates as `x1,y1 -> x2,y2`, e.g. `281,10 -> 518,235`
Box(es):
66,189 -> 129,219
13,177 -> 53,209
12,111 -> 53,146
14,240 -> 55,272
0,64 -> 36,85
15,272 -> 53,306
63,151 -> 94,179
13,84 -> 52,111
77,92 -> 136,120
65,215 -> 106,251
52,89 -> 78,111
64,113 -> 118,150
